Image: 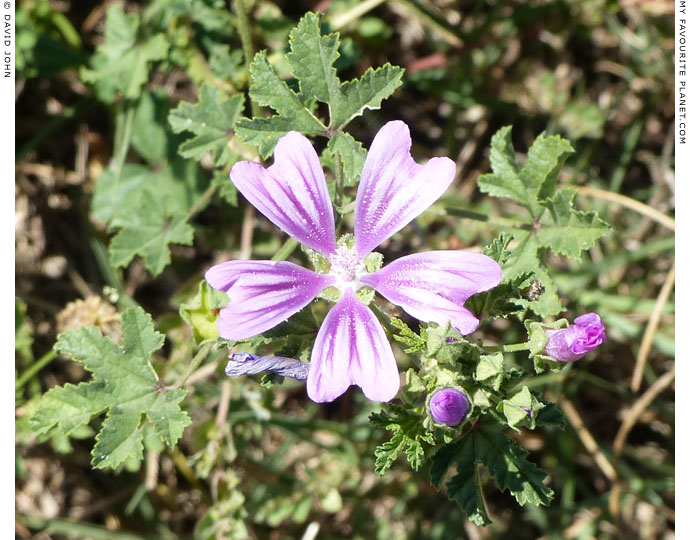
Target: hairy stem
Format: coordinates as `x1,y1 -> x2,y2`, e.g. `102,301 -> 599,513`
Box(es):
16,350 -> 58,391
272,237 -> 299,261
234,0 -> 260,118
111,99 -> 137,178
172,342 -> 213,389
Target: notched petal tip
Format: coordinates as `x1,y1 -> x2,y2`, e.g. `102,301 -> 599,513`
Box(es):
228,132 -> 337,256
307,289 -> 400,403
354,121 -> 457,257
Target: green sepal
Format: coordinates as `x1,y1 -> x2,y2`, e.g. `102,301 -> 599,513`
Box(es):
497,386 -> 545,431
179,281 -> 229,343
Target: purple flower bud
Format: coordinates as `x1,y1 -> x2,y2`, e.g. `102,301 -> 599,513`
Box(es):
545,312 -> 607,362
429,388 -> 470,427
226,353 -> 310,381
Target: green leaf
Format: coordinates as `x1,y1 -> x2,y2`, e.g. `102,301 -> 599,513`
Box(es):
235,50 -> 326,157
326,132 -> 366,186
535,402 -> 567,429
286,13 -> 404,129
32,307 -> 191,469
333,63 -> 404,129
477,126 -> 574,218
483,232 -> 515,265
431,419 -> 553,522
390,317 -> 426,354
476,421 -> 553,506
108,191 -> 195,275
131,90 -> 174,165
434,437 -> 491,526
211,170 -> 238,207
477,129 -> 609,317
286,13 -> 341,106
80,5 -> 168,102
477,127 -> 525,207
236,13 -> 403,155
168,83 -> 245,167
536,188 -> 610,259
92,160 -> 207,225
502,232 -> 564,317
370,405 -> 434,475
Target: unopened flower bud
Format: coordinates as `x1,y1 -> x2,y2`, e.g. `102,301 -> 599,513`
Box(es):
545,313 -> 606,362
429,388 -> 470,426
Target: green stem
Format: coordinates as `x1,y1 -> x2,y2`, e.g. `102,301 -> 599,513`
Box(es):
444,207 -> 532,230
172,343 -> 213,389
484,342 -> 531,353
186,183 -> 217,220
271,237 -> 299,261
112,99 -> 137,178
234,0 -> 260,118
16,350 -> 58,391
334,151 -> 344,208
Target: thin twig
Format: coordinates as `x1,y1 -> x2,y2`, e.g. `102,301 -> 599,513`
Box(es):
614,366 -> 675,457
145,449 -> 160,491
609,366 -> 675,518
577,185 -> 675,232
631,261 -> 675,391
216,379 -> 232,427
185,361 -> 220,386
391,0 -> 463,47
329,0 -> 387,29
560,398 -> 618,482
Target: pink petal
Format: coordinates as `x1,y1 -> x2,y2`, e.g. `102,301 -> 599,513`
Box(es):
230,132 -> 337,255
354,121 -> 456,257
360,251 -> 502,335
206,260 -> 335,340
307,289 -> 400,403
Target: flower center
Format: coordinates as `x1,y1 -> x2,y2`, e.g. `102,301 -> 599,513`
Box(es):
329,245 -> 366,288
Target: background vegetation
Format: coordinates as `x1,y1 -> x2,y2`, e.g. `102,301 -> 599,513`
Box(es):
15,0 -> 674,538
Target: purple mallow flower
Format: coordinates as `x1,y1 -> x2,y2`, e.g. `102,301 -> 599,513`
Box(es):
206,121 -> 502,403
544,312 -> 607,362
429,388 -> 470,426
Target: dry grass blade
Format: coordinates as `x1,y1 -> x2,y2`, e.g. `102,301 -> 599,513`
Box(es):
577,185 -> 675,232
560,398 -> 618,482
631,261 -> 675,391
614,366 -> 675,457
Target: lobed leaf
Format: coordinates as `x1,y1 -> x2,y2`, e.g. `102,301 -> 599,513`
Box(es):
478,127 -> 574,218
431,418 -> 553,522
168,83 -> 245,166
80,5 -> 168,102
108,191 -> 195,276
32,307 -> 191,470
536,188 -> 609,259
235,50 -> 326,157
326,132 -> 367,186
